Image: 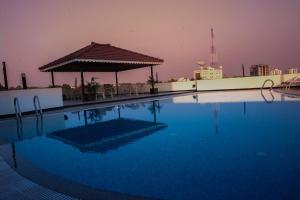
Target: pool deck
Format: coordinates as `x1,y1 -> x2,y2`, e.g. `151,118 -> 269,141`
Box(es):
0,91 -> 193,119
61,91 -> 192,113
0,156 -> 76,200
0,154 -> 158,200
274,88 -> 300,97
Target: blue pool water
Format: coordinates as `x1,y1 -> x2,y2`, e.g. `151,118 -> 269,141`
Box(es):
0,91 -> 300,200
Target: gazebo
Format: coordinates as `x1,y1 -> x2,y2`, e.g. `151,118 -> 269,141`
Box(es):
39,42 -> 164,100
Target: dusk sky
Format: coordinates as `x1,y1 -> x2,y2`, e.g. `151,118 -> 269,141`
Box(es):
0,0 -> 299,87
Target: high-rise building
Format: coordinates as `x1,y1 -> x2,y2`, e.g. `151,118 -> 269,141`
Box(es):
250,64 -> 270,76
270,68 -> 282,75
286,68 -> 298,74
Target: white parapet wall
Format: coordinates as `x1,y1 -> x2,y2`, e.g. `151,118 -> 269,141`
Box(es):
0,88 -> 63,116
139,73 -> 300,93
139,81 -> 196,93
171,90 -> 298,104
196,73 -> 300,91
156,81 -> 196,91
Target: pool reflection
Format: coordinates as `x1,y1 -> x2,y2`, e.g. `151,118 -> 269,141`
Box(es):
49,100 -> 167,153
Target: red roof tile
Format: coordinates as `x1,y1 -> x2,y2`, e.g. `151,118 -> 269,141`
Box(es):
39,42 -> 163,72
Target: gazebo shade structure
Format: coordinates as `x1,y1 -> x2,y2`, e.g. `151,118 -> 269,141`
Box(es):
39,42 -> 164,98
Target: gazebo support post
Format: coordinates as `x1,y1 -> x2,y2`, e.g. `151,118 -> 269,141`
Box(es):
80,71 -> 85,101
2,62 -> 9,90
51,71 -> 55,87
115,71 -> 119,96
150,65 -> 155,94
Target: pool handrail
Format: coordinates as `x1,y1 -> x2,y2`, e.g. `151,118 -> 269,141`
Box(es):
33,95 -> 43,117
286,76 -> 299,91
261,79 -> 274,91
13,97 -> 22,119
261,79 -> 275,103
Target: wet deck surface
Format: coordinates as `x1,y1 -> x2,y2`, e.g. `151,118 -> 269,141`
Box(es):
0,156 -> 76,200
274,88 -> 300,96
63,92 -> 187,107
0,91 -> 191,120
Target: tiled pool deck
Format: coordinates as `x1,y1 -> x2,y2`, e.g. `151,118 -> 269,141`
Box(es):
0,154 -> 157,200
0,156 -> 76,200
0,91 -> 192,120
62,91 -> 189,108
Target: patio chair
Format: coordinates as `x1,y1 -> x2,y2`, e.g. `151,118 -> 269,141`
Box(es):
62,87 -> 73,100
119,83 -> 136,96
135,83 -> 147,95
103,84 -> 114,98
96,85 -> 106,100
72,88 -> 82,100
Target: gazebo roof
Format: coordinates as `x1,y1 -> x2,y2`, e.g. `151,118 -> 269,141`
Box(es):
39,42 -> 164,72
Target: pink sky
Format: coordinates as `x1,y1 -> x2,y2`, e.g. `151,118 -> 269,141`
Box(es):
0,0 -> 300,87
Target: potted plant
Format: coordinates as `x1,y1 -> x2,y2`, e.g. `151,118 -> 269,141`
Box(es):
85,77 -> 100,101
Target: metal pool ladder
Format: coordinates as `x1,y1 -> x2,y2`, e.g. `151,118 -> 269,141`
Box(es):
13,97 -> 23,139
284,75 -> 299,91
14,97 -> 22,119
261,79 -> 275,103
33,95 -> 43,117
261,79 -> 274,91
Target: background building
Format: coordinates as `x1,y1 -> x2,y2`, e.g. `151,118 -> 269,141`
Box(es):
194,70 -> 201,80
286,68 -> 298,74
193,29 -> 223,80
177,77 -> 190,82
194,65 -> 223,80
250,64 -> 270,76
270,68 -> 282,75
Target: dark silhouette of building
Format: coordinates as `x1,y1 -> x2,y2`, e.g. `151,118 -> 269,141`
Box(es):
250,64 -> 270,76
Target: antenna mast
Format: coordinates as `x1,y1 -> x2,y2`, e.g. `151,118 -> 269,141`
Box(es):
210,28 -> 218,67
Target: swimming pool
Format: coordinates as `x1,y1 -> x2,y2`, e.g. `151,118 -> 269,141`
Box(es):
0,90 -> 300,200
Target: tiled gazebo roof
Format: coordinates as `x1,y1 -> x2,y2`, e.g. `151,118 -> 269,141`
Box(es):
39,42 -> 164,72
